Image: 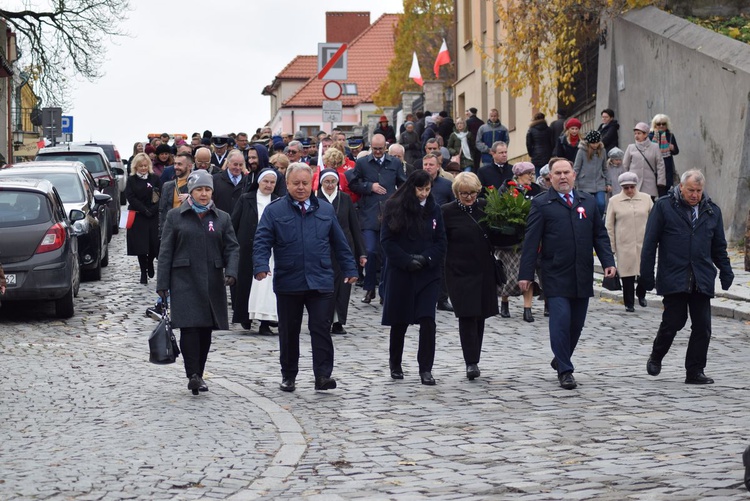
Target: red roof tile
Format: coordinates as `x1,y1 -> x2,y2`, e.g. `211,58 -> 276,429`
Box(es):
277,55 -> 317,79
282,13 -> 399,108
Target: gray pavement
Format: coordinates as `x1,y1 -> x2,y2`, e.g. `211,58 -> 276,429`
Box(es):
1,233 -> 749,500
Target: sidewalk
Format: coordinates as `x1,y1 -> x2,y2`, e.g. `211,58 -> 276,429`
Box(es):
595,247 -> 750,321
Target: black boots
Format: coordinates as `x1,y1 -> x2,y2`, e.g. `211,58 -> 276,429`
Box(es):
523,307 -> 534,322
500,301 -> 510,318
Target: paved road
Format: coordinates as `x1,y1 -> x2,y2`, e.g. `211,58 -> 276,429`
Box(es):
1,233 -> 749,500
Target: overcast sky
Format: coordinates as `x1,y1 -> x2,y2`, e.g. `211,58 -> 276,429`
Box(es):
56,0 -> 403,154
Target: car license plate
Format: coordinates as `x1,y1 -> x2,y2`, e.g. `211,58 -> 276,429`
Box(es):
6,274 -> 16,285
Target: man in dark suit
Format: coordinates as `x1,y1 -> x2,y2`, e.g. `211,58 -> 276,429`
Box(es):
211,150 -> 246,215
477,141 -> 513,194
518,158 -> 616,390
348,133 -> 407,303
253,163 -> 358,392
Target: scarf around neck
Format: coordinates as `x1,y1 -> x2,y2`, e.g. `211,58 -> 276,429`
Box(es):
188,196 -> 214,214
454,131 -> 471,160
651,130 -> 671,158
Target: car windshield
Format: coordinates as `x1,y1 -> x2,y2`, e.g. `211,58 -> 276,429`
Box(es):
88,144 -> 116,163
37,153 -> 105,174
0,191 -> 51,227
2,173 -> 85,203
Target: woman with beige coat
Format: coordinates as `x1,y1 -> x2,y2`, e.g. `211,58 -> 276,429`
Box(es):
605,172 -> 653,311
622,122 -> 666,200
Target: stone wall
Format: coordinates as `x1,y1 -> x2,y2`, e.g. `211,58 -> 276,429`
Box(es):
597,6 -> 750,241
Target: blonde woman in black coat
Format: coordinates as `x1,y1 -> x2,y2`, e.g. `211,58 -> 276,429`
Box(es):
441,172 -> 499,380
125,152 -> 161,284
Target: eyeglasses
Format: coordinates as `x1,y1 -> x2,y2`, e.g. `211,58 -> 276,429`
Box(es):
287,149 -> 299,154
458,191 -> 478,197
543,177 -> 550,181
195,161 -> 210,166
655,122 -> 666,126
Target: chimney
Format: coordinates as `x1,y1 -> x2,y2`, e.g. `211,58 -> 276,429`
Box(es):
326,12 -> 370,44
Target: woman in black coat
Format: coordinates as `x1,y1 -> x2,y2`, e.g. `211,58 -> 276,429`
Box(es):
441,172 -> 499,380
231,169 -> 279,331
125,152 -> 161,284
648,114 -> 680,192
525,112 -> 553,173
316,166 -> 366,335
381,169 -> 447,385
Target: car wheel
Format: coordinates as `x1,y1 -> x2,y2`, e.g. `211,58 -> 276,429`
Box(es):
83,254 -> 102,281
55,287 -> 75,318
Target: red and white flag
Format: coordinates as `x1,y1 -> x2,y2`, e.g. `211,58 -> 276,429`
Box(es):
433,39 -> 451,78
409,51 -> 423,87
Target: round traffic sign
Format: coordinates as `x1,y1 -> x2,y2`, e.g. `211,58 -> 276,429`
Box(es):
322,81 -> 342,100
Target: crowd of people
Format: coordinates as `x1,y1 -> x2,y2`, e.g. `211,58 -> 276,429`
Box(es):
128,110 -> 732,395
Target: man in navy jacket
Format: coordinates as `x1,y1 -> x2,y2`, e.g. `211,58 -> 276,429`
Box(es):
518,158 -> 616,390
253,163 -> 358,393
640,169 -> 733,384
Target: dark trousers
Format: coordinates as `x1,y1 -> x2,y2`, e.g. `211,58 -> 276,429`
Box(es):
332,267 -> 352,325
458,317 -> 485,365
389,318 -> 436,372
363,230 -> 382,293
651,292 -> 712,375
180,327 -> 212,378
547,297 -> 589,374
621,276 -> 646,308
277,290 -> 335,379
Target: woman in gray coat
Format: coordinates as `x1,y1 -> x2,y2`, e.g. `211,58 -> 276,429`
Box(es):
573,130 -> 610,215
157,170 -> 240,395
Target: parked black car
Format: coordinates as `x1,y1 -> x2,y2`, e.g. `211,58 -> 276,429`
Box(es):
0,162 -> 111,281
0,178 -> 83,318
35,144 -> 121,239
72,141 -> 127,205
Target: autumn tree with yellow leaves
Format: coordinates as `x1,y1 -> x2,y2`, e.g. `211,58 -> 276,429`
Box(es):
484,0 -> 657,113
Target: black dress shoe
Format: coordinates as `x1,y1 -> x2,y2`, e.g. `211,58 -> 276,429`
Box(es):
523,307 -> 534,322
390,363 -> 404,380
198,376 -> 208,392
437,300 -> 454,312
258,321 -> 273,335
543,302 -> 549,317
558,371 -> 577,390
500,301 -> 510,318
466,363 -> 480,380
743,444 -> 750,491
420,371 -> 436,385
361,290 -> 375,303
241,321 -> 253,330
140,272 -> 148,285
314,376 -> 337,390
280,377 -> 296,392
550,358 -> 558,372
685,372 -> 714,384
331,322 -> 346,334
646,356 -> 661,376
188,374 -> 201,395
638,297 -> 648,307
147,262 -> 155,279
625,306 -> 635,312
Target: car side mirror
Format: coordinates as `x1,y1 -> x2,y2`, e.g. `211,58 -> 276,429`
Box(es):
113,167 -> 125,176
69,209 -> 86,222
98,178 -> 111,189
94,193 -> 112,206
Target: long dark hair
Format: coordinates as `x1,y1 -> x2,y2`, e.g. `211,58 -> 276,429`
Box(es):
383,169 -> 433,234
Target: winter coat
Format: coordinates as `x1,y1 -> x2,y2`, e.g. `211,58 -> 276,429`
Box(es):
399,130 -> 422,166
380,197 -> 446,325
640,188 -> 733,297
375,124 -> 397,144
441,199 -> 499,319
230,191 -> 279,324
253,195 -> 357,294
158,178 -> 190,236
525,119 -> 553,169
648,130 -> 680,189
431,176 -> 455,206
125,174 -> 161,256
605,191 -> 653,277
438,117 -> 455,145
157,202 -> 240,330
476,120 -> 510,165
348,153 -> 407,231
598,119 -> 620,151
622,141 -> 666,198
573,142 -> 609,193
212,170 -> 247,216
552,134 -> 580,163
518,189 -> 615,298
447,131 -> 474,170
477,162 -> 514,194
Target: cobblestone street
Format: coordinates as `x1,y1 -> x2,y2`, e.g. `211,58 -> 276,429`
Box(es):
1,233 -> 749,500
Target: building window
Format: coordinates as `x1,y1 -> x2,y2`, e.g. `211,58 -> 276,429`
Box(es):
463,0 -> 472,45
298,125 -> 320,138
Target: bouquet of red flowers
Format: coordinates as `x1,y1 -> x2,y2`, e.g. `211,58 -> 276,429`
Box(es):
480,182 -> 532,233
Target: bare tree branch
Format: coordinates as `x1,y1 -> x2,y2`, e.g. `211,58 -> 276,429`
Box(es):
1,0 -> 131,107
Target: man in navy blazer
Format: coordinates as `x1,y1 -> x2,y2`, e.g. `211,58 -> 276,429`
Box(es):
254,163 -> 358,393
518,157 -> 616,390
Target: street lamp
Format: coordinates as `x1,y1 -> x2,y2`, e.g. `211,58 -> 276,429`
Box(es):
12,129 -> 24,150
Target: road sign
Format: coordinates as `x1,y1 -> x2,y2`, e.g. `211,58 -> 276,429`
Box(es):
322,100 -> 342,122
61,116 -> 73,134
322,81 -> 342,100
42,107 -> 62,144
318,43 -> 347,80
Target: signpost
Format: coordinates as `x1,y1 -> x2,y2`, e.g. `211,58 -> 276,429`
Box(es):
318,43 -> 348,130
42,107 -> 62,146
61,115 -> 73,142
322,100 -> 342,123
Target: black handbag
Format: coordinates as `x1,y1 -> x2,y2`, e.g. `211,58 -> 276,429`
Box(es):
493,257 -> 507,286
148,306 -> 180,364
602,273 -> 622,291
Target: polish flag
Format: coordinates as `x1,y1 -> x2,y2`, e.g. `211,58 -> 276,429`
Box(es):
409,52 -> 423,87
36,139 -> 46,149
433,39 -> 451,78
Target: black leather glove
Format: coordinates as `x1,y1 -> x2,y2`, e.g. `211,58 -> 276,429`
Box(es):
720,274 -> 734,291
413,254 -> 428,267
224,276 -> 236,286
406,254 -> 426,272
157,290 -> 168,302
